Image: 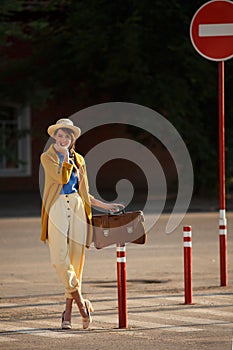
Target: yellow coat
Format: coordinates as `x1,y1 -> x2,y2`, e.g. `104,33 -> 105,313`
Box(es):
40,144 -> 93,248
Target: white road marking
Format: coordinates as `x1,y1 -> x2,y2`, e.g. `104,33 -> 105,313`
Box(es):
127,318 -> 203,332
0,336 -> 17,342
138,311 -> 233,328
1,295 -> 232,340
91,314 -> 203,332
186,307 -> 233,320
0,303 -> 19,308
0,323 -> 80,338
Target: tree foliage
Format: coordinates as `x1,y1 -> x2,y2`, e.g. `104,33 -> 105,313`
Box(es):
0,0 -> 232,195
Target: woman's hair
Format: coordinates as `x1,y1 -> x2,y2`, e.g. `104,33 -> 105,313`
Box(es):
54,127 -> 76,152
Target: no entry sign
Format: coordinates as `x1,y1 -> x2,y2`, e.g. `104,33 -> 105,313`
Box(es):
190,0 -> 232,287
190,0 -> 233,61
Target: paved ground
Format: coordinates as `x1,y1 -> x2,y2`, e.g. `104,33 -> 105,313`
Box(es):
0,207 -> 233,349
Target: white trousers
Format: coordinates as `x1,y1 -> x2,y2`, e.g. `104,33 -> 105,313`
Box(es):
48,193 -> 87,299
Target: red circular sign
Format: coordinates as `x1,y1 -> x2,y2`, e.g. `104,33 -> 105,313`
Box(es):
190,0 -> 233,61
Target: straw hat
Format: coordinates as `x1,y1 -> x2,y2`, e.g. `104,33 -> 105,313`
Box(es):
47,118 -> 81,139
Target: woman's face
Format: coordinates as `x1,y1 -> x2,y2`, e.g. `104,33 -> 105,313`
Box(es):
54,129 -> 72,149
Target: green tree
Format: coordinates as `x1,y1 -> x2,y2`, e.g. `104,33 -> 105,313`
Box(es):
0,0 -> 232,195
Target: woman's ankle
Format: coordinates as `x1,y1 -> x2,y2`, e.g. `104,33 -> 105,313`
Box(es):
63,309 -> 71,321
64,298 -> 73,321
71,291 -> 87,318
71,290 -> 84,305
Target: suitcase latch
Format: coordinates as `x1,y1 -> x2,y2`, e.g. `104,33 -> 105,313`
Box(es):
103,229 -> 110,237
127,226 -> 133,234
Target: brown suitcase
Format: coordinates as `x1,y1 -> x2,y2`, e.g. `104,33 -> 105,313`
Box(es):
92,210 -> 146,249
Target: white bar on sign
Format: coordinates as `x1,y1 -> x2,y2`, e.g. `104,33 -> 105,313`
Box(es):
199,23 -> 233,37
117,257 -> 126,263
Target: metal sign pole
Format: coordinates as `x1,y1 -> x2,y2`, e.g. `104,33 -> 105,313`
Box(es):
190,0 -> 232,289
218,61 -> 228,286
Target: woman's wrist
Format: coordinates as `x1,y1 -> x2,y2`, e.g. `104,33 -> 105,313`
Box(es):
63,152 -> 69,162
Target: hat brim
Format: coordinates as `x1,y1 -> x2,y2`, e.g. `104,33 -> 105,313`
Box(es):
47,124 -> 81,139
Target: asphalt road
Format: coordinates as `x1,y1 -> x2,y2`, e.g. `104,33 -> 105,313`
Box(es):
0,212 -> 232,350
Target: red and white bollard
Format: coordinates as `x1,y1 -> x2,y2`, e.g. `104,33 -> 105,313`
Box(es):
183,226 -> 193,305
116,244 -> 128,328
219,209 -> 228,286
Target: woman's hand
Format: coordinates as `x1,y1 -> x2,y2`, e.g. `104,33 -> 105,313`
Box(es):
90,197 -> 125,212
54,143 -> 68,155
104,202 -> 125,213
54,143 -> 69,162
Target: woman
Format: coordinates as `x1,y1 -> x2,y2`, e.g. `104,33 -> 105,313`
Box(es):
40,118 -> 123,330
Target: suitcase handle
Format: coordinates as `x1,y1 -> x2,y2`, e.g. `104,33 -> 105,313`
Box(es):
110,209 -> 145,222
109,208 -> 126,215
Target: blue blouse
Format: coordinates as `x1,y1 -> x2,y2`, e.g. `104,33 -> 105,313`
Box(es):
57,152 -> 79,194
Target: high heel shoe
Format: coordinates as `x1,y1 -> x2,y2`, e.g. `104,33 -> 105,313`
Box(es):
61,311 -> 72,330
82,300 -> 94,330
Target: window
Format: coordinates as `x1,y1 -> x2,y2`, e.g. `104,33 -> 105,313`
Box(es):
0,105 -> 31,177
